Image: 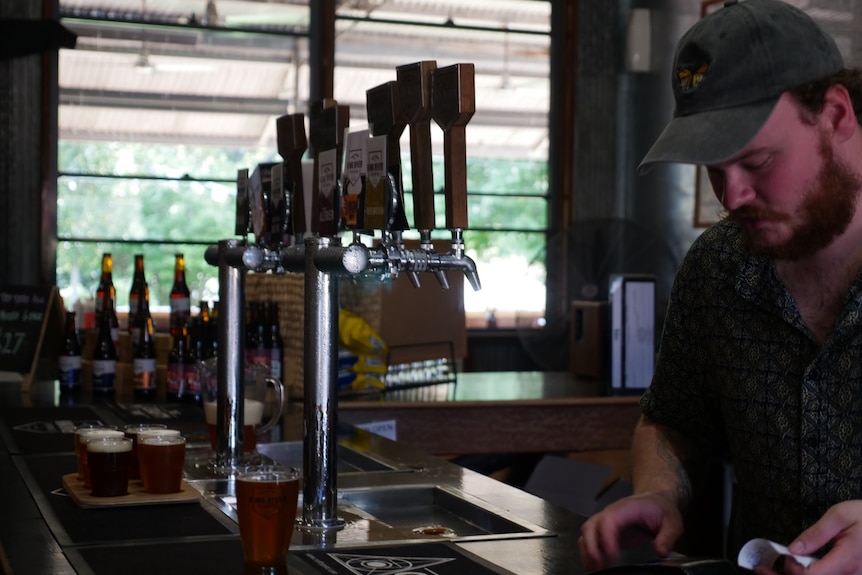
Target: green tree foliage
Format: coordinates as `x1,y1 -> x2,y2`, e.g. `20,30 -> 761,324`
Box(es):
58,141 -> 548,314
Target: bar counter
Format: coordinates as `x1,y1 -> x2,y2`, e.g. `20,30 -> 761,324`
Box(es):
0,373 -> 647,575
336,372 -> 642,456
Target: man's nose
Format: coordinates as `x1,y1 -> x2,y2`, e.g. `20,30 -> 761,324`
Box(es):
721,170 -> 756,211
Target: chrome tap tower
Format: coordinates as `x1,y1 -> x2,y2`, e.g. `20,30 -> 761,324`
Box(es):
204,61 -> 480,532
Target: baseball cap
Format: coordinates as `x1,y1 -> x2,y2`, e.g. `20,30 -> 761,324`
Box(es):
638,0 -> 844,174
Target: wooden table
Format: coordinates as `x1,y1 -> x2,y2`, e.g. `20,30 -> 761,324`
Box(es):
330,372 -> 643,457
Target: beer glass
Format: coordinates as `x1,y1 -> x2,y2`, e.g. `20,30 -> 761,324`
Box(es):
138,434 -> 186,494
73,423 -> 114,478
235,468 -> 300,572
123,423 -> 168,480
75,428 -> 123,487
86,436 -> 133,497
201,359 -> 285,453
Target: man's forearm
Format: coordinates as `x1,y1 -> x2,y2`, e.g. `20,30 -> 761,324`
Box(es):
631,415 -> 695,514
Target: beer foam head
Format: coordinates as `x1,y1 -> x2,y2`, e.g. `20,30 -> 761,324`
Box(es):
140,434 -> 185,446
244,399 -> 264,425
123,423 -> 168,436
86,437 -> 132,453
137,428 -> 181,439
77,428 -> 124,440
203,399 -> 265,425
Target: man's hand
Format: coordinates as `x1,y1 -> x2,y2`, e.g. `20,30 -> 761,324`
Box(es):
764,500 -> 862,575
577,490 -> 685,572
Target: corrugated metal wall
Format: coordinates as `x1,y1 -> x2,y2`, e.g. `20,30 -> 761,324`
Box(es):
0,0 -> 58,286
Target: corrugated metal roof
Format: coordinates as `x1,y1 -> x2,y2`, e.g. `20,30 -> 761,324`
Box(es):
58,0 -> 550,159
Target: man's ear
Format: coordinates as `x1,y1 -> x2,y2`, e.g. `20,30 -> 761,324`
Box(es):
822,84 -> 857,142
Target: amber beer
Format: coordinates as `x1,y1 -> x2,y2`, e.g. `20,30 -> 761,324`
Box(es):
138,435 -> 186,494
123,423 -> 168,480
204,398 -> 265,452
236,469 -> 300,569
87,437 -> 133,497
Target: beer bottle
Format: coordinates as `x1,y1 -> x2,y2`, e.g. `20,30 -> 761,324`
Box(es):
267,302 -> 283,381
169,253 -> 191,338
132,299 -> 158,401
209,300 -> 220,357
58,310 -> 82,395
245,301 -> 270,371
184,317 -> 204,405
198,300 -> 212,358
92,294 -> 118,395
128,254 -> 147,336
166,323 -> 188,402
94,253 -> 115,329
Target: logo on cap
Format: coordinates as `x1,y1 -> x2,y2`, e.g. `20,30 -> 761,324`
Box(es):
676,63 -> 709,91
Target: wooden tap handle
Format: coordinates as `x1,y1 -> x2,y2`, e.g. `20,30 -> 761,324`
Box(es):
431,63 -> 475,230
366,81 -> 407,162
313,103 -> 350,236
366,81 -> 409,231
276,113 -> 308,235
397,60 -> 437,231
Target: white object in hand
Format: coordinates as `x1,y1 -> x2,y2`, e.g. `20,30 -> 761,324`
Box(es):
738,538 -> 816,570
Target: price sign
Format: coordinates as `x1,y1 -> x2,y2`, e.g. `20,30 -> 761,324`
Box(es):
0,285 -> 64,391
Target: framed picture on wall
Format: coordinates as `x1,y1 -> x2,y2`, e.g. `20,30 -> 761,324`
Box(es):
694,166 -> 724,227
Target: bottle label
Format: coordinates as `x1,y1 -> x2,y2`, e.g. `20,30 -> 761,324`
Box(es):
92,359 -> 116,391
270,349 -> 282,380
171,297 -> 191,314
59,355 -> 83,371
185,364 -> 201,394
133,358 -> 157,391
59,356 -> 82,389
133,357 -> 157,375
167,363 -> 185,395
246,349 -> 270,369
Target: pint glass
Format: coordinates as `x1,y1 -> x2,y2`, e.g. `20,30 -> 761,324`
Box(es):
138,434 -> 186,494
86,436 -> 133,497
235,468 -> 300,571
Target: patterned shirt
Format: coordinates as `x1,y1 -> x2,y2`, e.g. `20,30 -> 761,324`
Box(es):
640,218 -> 862,557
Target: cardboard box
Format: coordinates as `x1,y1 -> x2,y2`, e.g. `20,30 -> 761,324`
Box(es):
569,300 -> 608,379
246,240 -> 466,393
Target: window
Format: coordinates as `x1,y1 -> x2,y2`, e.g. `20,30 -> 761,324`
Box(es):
57,0 -> 550,327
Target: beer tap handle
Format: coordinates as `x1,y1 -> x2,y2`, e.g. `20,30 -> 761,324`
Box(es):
431,63 -> 475,232
248,163 -> 269,243
276,113 -> 308,238
396,61 -> 437,234
308,100 -> 327,235
366,81 -> 409,232
235,168 -> 250,238
311,101 -> 349,237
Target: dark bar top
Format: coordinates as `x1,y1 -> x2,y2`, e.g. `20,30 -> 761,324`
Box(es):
0,374 -> 649,574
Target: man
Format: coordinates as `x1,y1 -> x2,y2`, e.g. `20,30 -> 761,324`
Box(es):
578,1 -> 862,574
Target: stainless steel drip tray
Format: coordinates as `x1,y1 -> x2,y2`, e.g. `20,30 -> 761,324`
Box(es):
334,483 -> 553,543
201,483 -> 553,547
258,441 -> 405,474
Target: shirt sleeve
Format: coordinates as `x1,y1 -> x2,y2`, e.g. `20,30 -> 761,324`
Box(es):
639,225 -> 729,454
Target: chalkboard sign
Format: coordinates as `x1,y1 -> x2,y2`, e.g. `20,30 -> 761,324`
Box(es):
0,285 -> 65,391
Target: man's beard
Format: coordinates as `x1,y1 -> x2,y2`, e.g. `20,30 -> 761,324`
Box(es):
729,134 -> 862,261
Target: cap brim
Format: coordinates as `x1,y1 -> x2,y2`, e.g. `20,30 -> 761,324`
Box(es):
637,96 -> 780,175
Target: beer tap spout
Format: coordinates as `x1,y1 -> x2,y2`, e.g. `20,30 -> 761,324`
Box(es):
459,256 -> 482,292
